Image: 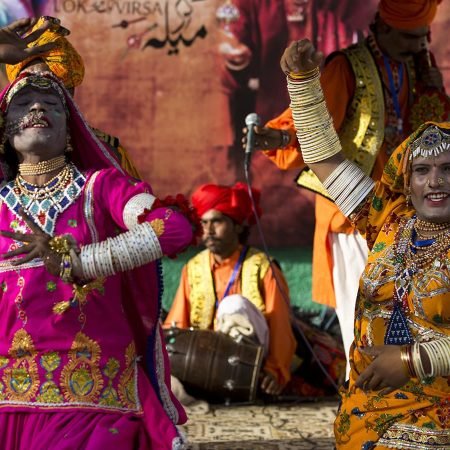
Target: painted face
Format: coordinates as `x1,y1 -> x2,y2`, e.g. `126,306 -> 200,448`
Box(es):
201,209 -> 241,257
5,85 -> 67,159
410,151 -> 450,223
380,25 -> 429,62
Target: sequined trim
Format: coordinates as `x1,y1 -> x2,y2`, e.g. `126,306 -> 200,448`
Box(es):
83,171 -> 100,243
0,258 -> 43,273
123,193 -> 156,230
155,327 -> 179,424
379,423 -> 450,449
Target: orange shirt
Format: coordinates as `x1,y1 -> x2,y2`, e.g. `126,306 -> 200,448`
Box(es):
165,247 -> 296,387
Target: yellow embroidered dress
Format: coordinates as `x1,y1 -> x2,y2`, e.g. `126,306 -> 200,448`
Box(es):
335,125 -> 450,449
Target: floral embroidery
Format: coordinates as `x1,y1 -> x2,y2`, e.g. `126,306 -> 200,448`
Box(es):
60,332 -> 104,403
99,358 -> 121,407
3,329 -> 39,402
118,343 -> 137,410
36,352 -> 63,403
46,281 -> 57,292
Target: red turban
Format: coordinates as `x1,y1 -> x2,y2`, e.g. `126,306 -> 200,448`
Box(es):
378,0 -> 440,30
191,182 -> 262,225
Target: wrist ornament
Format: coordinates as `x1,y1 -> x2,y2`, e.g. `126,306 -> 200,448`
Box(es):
287,68 -> 341,163
279,129 -> 291,148
48,234 -> 79,283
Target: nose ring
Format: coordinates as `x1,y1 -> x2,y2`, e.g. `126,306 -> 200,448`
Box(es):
438,177 -> 444,186
426,179 -> 431,186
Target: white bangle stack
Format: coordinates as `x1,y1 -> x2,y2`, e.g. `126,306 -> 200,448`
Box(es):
287,72 -> 342,163
80,222 -> 163,279
322,159 -> 375,217
123,193 -> 156,230
414,338 -> 450,379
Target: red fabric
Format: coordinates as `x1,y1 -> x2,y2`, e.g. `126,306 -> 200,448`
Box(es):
378,0 -> 440,29
191,182 -> 262,225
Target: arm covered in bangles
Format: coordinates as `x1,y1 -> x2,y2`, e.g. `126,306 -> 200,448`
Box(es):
283,39 -> 375,217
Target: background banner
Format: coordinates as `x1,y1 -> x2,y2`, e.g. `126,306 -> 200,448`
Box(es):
1,0 -> 449,247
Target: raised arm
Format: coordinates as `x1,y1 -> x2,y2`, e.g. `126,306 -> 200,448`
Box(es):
282,39 -> 375,217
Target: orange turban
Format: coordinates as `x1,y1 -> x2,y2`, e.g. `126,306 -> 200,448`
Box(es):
191,182 -> 262,225
378,0 -> 440,29
6,20 -> 84,89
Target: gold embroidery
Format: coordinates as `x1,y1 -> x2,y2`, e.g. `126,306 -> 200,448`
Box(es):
60,332 -> 103,403
3,329 -> 39,402
150,218 -> 165,237
99,358 -> 121,407
118,343 -> 137,409
36,352 -> 63,403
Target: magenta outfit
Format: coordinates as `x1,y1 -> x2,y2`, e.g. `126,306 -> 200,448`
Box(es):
0,73 -> 192,449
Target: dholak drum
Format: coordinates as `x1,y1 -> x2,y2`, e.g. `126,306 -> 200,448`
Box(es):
164,327 -> 264,404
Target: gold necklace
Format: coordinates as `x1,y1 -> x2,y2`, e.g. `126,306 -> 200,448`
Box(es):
14,164 -> 73,201
415,218 -> 450,233
18,156 -> 67,176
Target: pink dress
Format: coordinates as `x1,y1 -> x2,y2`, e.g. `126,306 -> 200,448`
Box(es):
0,166 -> 192,450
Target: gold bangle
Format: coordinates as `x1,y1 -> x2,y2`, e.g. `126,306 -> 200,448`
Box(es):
288,67 -> 320,81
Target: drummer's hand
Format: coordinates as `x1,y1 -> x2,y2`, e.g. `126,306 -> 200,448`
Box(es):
0,18 -> 56,64
280,39 -> 323,75
242,126 -> 288,151
355,345 -> 409,395
260,370 -> 283,395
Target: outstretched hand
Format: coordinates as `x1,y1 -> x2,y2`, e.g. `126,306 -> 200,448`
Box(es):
0,18 -> 57,65
280,39 -> 323,75
0,209 -> 60,276
355,345 -> 410,395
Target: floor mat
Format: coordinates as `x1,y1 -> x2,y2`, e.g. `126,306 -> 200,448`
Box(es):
182,400 -> 338,449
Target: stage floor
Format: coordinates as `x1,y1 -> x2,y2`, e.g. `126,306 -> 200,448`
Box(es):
181,400 -> 338,449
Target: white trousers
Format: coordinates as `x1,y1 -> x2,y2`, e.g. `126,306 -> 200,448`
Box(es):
330,231 -> 368,379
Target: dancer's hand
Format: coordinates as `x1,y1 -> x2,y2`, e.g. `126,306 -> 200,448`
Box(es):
280,39 -> 323,75
355,345 -> 409,395
0,209 -> 60,276
242,126 -> 290,151
0,18 -> 56,64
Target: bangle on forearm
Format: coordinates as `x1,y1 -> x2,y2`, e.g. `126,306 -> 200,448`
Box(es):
80,222 -> 163,279
322,160 -> 375,217
288,67 -> 320,81
417,338 -> 450,379
287,71 -> 342,164
400,345 -> 416,378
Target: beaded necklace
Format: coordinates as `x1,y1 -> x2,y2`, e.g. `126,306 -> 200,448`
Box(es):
386,216 -> 450,345
0,164 -> 86,235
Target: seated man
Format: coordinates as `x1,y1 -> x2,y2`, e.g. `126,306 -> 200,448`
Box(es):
165,182 -> 296,396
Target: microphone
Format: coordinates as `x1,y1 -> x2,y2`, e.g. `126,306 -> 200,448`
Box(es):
244,112 -> 261,169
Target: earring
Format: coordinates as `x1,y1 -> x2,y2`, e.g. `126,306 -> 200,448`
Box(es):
405,187 -> 411,208
65,133 -> 73,153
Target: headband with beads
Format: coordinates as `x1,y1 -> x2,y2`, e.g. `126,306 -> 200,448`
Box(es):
2,71 -> 67,113
409,125 -> 450,160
